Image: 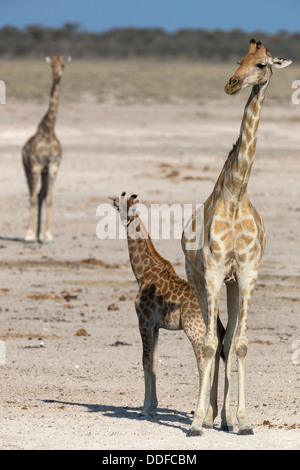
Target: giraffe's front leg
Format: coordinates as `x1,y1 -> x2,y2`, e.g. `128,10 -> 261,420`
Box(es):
45,166 -> 58,242
188,274 -> 223,436
220,281 -> 239,431
139,326 -> 159,417
203,315 -> 225,429
25,168 -> 40,242
37,171 -> 48,243
235,272 -> 257,435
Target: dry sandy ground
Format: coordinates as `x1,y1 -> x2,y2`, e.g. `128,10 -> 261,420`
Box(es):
0,98 -> 299,450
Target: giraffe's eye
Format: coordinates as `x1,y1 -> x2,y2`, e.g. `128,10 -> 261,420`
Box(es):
256,63 -> 266,69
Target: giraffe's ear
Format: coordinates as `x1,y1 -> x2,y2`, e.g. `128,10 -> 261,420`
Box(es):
108,197 -> 119,210
45,56 -> 52,65
128,201 -> 139,217
271,57 -> 292,69
129,194 -> 139,206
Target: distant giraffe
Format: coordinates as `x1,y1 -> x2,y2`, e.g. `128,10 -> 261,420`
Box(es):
109,192 -> 224,434
182,39 -> 291,435
22,54 -> 71,242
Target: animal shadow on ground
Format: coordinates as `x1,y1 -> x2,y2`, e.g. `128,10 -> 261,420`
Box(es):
42,399 -> 197,434
0,236 -> 25,243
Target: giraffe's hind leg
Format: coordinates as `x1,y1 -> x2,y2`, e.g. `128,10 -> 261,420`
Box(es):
183,323 -> 205,436
23,163 -> 41,242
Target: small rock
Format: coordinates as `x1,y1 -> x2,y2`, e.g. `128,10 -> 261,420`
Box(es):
109,340 -> 131,347
107,303 -> 119,311
75,328 -> 88,336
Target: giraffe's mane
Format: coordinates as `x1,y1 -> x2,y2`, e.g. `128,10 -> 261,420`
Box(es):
135,217 -> 176,274
212,140 -> 238,191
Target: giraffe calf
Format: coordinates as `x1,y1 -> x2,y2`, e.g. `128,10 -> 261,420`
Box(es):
109,192 -> 224,435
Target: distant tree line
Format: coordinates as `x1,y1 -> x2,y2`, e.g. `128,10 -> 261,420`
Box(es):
0,24 -> 298,61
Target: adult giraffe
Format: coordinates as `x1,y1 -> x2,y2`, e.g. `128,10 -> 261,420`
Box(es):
182,39 -> 291,436
22,54 -> 71,242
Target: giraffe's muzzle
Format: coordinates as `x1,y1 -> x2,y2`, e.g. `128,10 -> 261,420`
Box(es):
224,76 -> 241,95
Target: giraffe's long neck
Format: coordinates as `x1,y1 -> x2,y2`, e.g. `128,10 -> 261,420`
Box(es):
223,79 -> 269,201
126,216 -> 174,285
38,79 -> 60,138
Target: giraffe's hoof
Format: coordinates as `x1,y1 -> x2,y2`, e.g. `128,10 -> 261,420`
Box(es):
140,409 -> 157,417
221,424 -> 234,432
45,233 -> 53,243
187,427 -> 203,437
25,232 -> 36,242
238,427 -> 254,435
203,421 -> 214,429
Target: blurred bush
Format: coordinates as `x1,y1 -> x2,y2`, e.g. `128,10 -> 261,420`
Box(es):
0,24 -> 298,62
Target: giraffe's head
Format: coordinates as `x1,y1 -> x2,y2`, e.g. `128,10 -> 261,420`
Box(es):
225,39 -> 292,95
108,192 -> 139,226
45,55 -> 72,83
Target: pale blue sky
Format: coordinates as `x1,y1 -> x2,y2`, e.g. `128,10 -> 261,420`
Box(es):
1,0 -> 299,33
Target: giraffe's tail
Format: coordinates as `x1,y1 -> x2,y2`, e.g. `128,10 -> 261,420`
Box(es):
220,345 -> 225,362
217,315 -> 226,362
